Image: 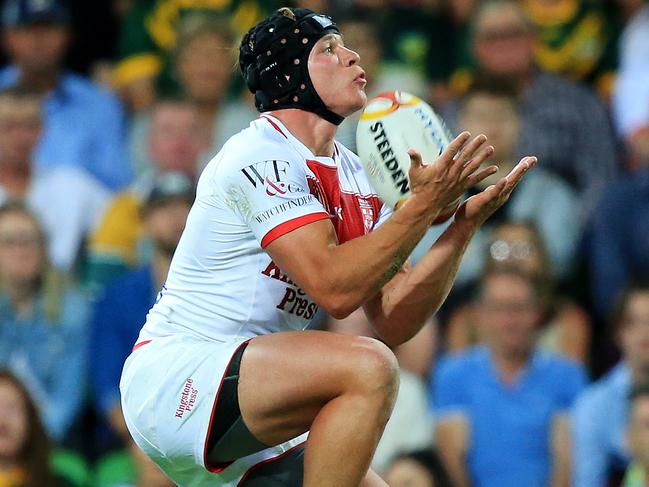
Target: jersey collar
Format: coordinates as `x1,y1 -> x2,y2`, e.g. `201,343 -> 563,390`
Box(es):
260,114 -> 338,168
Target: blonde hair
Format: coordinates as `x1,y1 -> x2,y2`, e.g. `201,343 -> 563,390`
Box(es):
0,201 -> 70,322
174,13 -> 238,66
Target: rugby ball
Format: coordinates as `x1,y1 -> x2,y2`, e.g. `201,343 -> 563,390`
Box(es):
356,91 -> 460,223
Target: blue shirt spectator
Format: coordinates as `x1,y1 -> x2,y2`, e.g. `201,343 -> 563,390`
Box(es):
573,363 -> 631,487
0,201 -> 90,443
432,346 -> 586,487
0,67 -> 131,190
0,286 -> 89,442
573,282 -> 649,487
91,265 -> 155,418
589,170 -> 649,319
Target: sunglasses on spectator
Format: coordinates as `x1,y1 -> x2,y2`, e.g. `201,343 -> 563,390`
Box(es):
475,27 -> 530,43
479,300 -> 537,313
488,239 -> 537,262
0,233 -> 42,247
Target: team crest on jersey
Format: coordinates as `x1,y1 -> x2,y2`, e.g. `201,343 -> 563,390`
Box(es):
241,160 -> 304,196
359,198 -> 375,234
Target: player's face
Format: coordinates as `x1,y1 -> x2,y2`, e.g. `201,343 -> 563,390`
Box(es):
308,33 -> 367,118
337,21 -> 382,81
0,380 -> 28,460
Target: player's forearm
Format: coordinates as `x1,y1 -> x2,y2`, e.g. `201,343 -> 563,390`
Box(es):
314,195 -> 441,318
367,219 -> 475,346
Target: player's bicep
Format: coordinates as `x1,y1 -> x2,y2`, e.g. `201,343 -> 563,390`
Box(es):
265,218 -> 339,298
225,157 -> 329,245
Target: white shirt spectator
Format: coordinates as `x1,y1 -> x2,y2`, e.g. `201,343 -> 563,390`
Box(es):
613,4 -> 649,137
0,166 -> 111,270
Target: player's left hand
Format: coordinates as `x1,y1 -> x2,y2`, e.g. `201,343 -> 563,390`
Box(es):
454,156 -> 537,228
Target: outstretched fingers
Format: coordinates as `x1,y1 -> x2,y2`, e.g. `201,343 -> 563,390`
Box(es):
435,131 -> 471,172
466,164 -> 499,186
485,177 -> 508,200
449,134 -> 489,178
460,144 -> 495,179
500,156 -> 537,196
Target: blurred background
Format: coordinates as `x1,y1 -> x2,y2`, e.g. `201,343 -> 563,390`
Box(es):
0,0 -> 646,485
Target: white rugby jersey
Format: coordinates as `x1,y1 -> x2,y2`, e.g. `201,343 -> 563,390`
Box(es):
137,115 -> 391,343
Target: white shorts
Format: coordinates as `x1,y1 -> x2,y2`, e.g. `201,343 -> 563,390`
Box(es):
120,334 -> 308,487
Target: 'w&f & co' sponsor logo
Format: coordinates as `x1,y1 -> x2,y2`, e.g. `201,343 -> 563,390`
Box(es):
240,160 -> 305,196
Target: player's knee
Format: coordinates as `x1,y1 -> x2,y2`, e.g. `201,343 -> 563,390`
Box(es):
349,337 -> 400,400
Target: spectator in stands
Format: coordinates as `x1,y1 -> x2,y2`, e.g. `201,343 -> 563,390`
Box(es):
521,0 -> 620,92
113,1 -> 280,111
0,86 -> 110,272
588,156 -> 649,320
449,0 -> 618,217
129,16 -> 256,178
432,267 -> 586,487
573,282 -> 649,487
327,308 -> 435,474
0,0 -> 131,190
383,449 -> 453,487
91,172 -> 192,435
128,15 -> 256,178
413,77 -> 582,287
88,100 -> 207,289
337,1 -> 455,101
613,0 -> 649,169
90,173 -> 191,487
175,15 -> 257,160
0,369 -> 89,487
0,202 -> 89,443
623,383 -> 649,487
446,221 -> 591,364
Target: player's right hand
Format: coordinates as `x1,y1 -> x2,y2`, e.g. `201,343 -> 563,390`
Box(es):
406,131 -> 498,223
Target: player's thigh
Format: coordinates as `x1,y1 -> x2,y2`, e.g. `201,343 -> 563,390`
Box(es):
238,330 -> 399,445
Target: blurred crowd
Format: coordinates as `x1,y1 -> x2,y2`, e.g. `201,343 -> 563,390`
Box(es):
0,0 -> 647,485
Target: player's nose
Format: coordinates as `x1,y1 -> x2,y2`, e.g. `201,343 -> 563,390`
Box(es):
340,46 -> 360,67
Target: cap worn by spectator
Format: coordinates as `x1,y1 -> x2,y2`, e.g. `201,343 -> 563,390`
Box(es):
2,0 -> 69,27
144,172 -> 195,209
